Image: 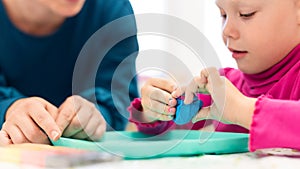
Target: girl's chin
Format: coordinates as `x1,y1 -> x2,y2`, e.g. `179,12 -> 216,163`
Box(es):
237,66 -> 263,75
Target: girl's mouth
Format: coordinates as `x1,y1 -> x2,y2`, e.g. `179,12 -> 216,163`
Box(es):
228,48 -> 248,59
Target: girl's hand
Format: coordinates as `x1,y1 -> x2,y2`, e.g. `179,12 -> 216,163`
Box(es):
139,78 -> 178,123
2,97 -> 61,144
55,95 -> 106,141
173,67 -> 256,129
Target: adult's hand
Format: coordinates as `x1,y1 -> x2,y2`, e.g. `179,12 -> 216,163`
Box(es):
2,97 -> 61,144
56,95 -> 106,141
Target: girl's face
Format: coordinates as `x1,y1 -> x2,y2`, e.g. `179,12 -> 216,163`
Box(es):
36,0 -> 86,17
216,0 -> 300,74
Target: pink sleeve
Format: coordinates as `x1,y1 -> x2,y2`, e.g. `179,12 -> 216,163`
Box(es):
249,95 -> 300,151
128,98 -> 175,135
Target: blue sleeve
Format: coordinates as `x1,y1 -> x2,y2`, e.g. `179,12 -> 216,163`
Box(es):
95,0 -> 139,131
0,72 -> 25,128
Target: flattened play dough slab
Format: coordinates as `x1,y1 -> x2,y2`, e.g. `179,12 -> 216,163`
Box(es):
174,94 -> 212,125
173,99 -> 202,125
52,130 -> 249,159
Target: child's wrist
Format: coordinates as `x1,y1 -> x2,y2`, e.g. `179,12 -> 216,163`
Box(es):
235,97 -> 256,129
129,98 -> 160,124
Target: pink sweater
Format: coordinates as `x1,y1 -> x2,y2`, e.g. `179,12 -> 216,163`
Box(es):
128,44 -> 300,152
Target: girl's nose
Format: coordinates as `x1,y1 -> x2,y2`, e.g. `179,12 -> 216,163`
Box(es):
222,17 -> 239,41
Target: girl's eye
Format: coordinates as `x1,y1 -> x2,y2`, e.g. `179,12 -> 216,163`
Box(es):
219,9 -> 226,19
240,12 -> 256,18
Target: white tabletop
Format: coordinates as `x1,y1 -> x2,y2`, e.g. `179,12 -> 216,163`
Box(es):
1,152 -> 300,169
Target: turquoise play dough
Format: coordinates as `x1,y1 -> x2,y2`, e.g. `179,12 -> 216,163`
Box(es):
51,130 -> 249,159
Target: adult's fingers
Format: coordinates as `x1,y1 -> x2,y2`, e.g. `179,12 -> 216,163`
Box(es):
45,102 -> 59,120
73,123 -> 106,142
2,124 -> 30,144
31,97 -> 59,119
4,97 -> 61,142
62,115 -> 86,138
56,96 -> 78,134
88,125 -> 106,141
29,108 -> 61,141
77,113 -> 105,141
70,129 -> 88,140
15,115 -> 49,144
0,130 -> 12,146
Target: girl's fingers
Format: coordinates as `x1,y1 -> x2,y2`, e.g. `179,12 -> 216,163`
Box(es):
192,107 -> 211,123
182,68 -> 218,105
142,98 -> 176,116
150,88 -> 176,106
142,78 -> 178,106
171,86 -> 186,99
200,67 -> 222,93
142,86 -> 177,107
184,76 -> 203,104
143,109 -> 174,122
192,103 -> 224,124
146,78 -> 178,93
157,114 -> 174,121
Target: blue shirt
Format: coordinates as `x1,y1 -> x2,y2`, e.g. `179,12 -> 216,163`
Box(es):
0,0 -> 139,130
